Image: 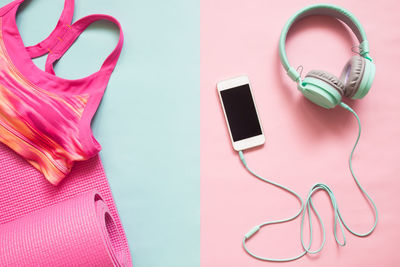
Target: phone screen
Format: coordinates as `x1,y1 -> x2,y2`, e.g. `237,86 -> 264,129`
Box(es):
220,84 -> 262,142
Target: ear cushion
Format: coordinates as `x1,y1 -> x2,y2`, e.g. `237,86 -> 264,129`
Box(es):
305,70 -> 345,96
340,55 -> 365,98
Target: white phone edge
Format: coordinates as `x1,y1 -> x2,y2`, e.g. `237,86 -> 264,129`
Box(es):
217,75 -> 265,151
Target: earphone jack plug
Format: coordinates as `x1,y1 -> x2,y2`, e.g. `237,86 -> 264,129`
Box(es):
245,226 -> 260,240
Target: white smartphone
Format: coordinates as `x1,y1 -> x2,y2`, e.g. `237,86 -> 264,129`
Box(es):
217,76 -> 265,151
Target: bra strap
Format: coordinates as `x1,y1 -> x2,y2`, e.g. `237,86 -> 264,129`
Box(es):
44,14 -> 124,75
24,0 -> 75,58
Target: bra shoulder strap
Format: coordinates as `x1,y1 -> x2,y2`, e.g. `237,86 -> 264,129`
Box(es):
0,0 -> 23,17
44,14 -> 124,75
25,0 -> 75,58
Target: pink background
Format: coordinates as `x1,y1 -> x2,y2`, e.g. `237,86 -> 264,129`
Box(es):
201,0 -> 400,266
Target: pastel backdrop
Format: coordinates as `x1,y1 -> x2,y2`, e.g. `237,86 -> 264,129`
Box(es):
201,0 -> 400,266
4,0 -> 400,266
10,0 -> 200,266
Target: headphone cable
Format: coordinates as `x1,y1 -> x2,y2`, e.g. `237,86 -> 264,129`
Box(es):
240,102 -> 378,262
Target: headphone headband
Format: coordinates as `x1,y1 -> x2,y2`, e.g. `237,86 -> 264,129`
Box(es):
279,4 -> 371,82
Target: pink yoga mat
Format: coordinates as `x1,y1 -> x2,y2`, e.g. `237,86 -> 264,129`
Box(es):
0,143 -> 132,266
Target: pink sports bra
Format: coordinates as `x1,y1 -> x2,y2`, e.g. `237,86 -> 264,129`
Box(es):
0,0 -> 124,185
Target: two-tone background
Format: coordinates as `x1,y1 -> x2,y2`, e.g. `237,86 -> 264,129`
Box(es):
11,0 -> 400,266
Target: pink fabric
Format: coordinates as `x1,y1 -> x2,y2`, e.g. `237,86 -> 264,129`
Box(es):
0,144 -> 132,266
0,191 -> 127,266
201,0 -> 400,266
0,0 -> 124,185
0,0 -> 132,265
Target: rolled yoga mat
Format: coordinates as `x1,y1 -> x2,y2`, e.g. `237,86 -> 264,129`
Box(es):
0,143 -> 132,266
0,191 -> 126,266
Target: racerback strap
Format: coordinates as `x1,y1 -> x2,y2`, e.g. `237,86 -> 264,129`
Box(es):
44,14 -> 124,75
12,0 -> 123,75
25,0 -> 75,58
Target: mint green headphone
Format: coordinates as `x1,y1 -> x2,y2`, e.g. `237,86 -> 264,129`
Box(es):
279,4 -> 375,109
240,4 -> 378,262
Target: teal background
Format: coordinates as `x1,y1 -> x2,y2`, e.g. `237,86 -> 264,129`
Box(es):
13,0 -> 200,266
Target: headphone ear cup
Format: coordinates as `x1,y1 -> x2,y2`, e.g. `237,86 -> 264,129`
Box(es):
340,55 -> 375,99
301,70 -> 344,109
